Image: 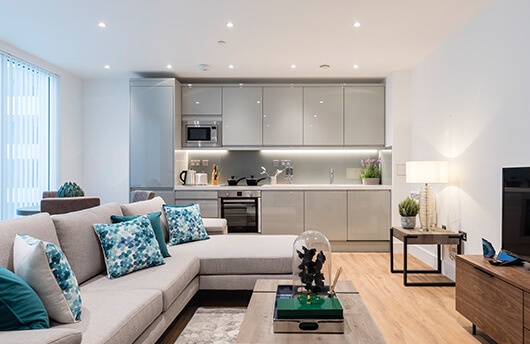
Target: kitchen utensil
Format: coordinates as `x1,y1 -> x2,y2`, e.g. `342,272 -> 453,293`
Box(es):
261,166 -> 270,177
227,176 -> 246,186
179,170 -> 196,185
195,173 -> 208,185
270,176 -> 277,185
246,175 -> 267,186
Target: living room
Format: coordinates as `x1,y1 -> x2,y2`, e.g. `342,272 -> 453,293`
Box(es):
1,0 -> 529,343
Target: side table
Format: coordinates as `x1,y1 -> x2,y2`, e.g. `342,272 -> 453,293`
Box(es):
390,226 -> 463,287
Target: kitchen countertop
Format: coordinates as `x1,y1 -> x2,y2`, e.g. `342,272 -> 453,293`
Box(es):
175,184 -> 391,191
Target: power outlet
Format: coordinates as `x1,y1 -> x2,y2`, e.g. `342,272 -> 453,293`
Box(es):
190,160 -> 200,167
272,160 -> 280,167
201,160 -> 209,167
459,230 -> 467,241
281,160 -> 291,167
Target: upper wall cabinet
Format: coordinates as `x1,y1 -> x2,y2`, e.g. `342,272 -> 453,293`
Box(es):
303,87 -> 344,146
344,86 -> 385,146
223,87 -> 263,146
263,87 -> 303,145
182,86 -> 222,115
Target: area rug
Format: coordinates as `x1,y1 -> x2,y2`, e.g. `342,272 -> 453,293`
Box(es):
175,308 -> 246,344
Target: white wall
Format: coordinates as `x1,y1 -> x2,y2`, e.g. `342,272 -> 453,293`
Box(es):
0,40 -> 83,188
408,0 -> 530,278
82,79 -> 130,204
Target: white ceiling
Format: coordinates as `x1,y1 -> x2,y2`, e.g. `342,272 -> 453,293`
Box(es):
0,0 -> 491,80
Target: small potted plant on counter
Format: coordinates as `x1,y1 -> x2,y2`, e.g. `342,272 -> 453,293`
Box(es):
398,197 -> 419,229
360,158 -> 382,185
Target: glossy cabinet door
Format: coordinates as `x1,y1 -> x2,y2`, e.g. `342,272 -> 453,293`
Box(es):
344,86 -> 385,146
182,86 -> 222,115
303,87 -> 344,145
263,87 -> 303,145
347,190 -> 390,240
174,200 -> 219,218
261,191 -> 304,235
304,191 -> 347,240
223,87 -> 263,146
130,85 -> 174,187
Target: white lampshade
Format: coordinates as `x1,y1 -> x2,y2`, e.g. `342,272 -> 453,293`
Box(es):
406,161 -> 448,184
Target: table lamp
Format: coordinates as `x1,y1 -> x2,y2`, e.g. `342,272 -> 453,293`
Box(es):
405,161 -> 448,230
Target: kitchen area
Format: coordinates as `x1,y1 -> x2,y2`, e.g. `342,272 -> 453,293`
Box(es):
130,78 -> 392,251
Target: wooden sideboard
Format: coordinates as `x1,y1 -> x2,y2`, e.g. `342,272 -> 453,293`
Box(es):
456,255 -> 530,344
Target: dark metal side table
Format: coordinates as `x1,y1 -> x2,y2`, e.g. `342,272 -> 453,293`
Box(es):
390,226 -> 463,287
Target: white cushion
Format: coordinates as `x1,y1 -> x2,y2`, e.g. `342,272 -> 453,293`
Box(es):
202,218 -> 227,235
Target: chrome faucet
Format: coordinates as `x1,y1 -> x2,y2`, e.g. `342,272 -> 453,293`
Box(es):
330,168 -> 335,184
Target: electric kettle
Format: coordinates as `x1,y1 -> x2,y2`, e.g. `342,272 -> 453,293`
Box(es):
179,170 -> 196,185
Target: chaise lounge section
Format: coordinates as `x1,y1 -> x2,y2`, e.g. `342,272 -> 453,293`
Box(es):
0,197 -> 296,344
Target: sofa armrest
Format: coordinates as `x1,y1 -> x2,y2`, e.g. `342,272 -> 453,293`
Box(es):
202,218 -> 228,235
0,328 -> 82,344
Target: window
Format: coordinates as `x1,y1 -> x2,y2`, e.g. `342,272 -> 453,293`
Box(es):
0,53 -> 58,220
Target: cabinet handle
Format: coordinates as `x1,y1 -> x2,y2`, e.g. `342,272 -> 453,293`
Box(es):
473,267 -> 494,278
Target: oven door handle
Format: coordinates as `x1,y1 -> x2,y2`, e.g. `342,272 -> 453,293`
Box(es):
221,199 -> 257,203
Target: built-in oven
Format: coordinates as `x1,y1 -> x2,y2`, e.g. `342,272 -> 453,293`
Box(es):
183,119 -> 221,147
219,190 -> 261,233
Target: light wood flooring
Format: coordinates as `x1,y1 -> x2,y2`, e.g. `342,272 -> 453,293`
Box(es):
158,253 -> 496,344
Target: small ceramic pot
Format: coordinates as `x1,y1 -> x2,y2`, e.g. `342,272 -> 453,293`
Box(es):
401,216 -> 416,229
362,178 -> 380,185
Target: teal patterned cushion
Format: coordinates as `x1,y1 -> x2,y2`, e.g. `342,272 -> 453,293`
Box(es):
163,204 -> 210,245
93,215 -> 165,279
111,212 -> 171,258
14,235 -> 82,323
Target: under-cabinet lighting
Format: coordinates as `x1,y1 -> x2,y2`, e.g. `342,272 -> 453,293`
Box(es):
260,149 -> 379,154
183,149 -> 229,154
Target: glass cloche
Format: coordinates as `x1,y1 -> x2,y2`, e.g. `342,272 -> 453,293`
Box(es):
292,230 -> 332,296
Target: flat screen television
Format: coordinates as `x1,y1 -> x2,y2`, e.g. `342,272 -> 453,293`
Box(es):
502,167 -> 530,262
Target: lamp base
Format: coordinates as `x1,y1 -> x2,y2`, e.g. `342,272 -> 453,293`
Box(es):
419,184 -> 437,229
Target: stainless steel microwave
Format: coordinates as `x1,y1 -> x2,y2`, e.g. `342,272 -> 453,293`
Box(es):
183,120 -> 221,147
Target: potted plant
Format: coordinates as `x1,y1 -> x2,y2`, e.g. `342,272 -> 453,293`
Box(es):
398,197 -> 419,229
360,158 -> 382,185
57,182 -> 85,197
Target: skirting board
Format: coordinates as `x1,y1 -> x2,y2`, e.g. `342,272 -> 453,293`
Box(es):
392,242 -> 456,281
331,241 -> 389,252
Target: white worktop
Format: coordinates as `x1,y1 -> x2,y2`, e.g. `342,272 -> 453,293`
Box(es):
174,184 -> 391,191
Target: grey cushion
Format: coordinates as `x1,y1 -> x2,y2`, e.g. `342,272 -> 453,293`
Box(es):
202,218 -> 227,235
54,289 -> 162,344
167,235 -> 296,275
0,328 -> 82,344
0,213 -> 60,271
51,203 -> 123,284
120,196 -> 168,241
81,255 -> 200,311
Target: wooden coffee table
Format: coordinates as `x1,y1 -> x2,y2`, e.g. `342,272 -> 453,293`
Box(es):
236,279 -> 386,343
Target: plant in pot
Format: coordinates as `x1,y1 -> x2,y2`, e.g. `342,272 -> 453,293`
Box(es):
57,182 -> 85,197
360,158 -> 382,185
398,197 -> 419,229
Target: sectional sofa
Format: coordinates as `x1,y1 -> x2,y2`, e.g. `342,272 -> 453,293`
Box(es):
0,197 -> 296,344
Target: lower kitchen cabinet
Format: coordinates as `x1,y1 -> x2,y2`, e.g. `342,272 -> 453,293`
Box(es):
347,190 -> 390,240
261,191 -> 304,235
174,200 -> 219,218
304,191 -> 347,240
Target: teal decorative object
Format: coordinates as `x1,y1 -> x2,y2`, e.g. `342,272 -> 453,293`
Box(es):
57,182 -> 85,197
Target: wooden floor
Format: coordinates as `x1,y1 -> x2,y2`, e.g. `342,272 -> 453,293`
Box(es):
158,253 -> 496,344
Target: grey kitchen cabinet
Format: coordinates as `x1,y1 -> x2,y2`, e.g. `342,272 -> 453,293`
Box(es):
347,190 -> 390,240
263,87 -> 303,145
182,86 -> 222,115
223,87 -> 263,146
261,191 -> 304,235
303,87 -> 344,145
175,190 -> 219,218
304,191 -> 347,240
344,86 -> 385,146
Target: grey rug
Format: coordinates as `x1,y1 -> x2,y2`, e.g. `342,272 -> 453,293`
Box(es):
175,308 -> 246,344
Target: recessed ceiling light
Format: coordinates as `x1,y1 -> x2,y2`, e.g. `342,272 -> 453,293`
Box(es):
217,40 -> 227,45
290,64 -> 296,69
198,64 -> 210,71
353,64 -> 359,69
98,22 -> 107,28
353,22 -> 361,28
166,64 -> 173,69
228,65 -> 234,69
104,65 -> 110,69
319,64 -> 330,69
226,22 -> 234,28
239,83 -> 244,86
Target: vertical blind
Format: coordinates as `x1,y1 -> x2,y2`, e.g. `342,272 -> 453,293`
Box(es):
0,53 -> 58,220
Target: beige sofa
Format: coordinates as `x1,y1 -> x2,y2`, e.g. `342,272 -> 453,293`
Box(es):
0,197 -> 296,344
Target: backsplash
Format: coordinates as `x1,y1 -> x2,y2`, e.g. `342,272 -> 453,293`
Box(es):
176,150 -> 392,186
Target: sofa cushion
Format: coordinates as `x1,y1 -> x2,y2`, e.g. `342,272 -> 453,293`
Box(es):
0,328 -> 82,344
93,215 -> 166,279
202,218 -> 227,235
163,204 -> 209,245
55,289 -> 162,344
167,235 -> 296,275
0,213 -> 60,271
120,197 -> 169,241
52,203 -> 123,285
14,235 -> 82,323
81,254 -> 199,311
